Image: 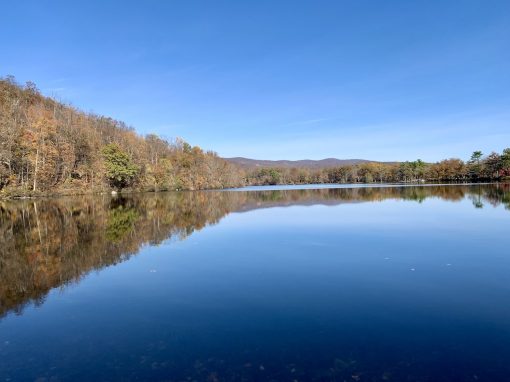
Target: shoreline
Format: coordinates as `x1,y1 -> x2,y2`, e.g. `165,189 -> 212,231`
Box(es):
2,181 -> 508,201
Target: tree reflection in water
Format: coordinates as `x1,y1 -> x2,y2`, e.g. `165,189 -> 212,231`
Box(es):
1,183 -> 509,318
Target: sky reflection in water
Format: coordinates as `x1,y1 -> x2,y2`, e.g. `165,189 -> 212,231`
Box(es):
1,184 -> 510,381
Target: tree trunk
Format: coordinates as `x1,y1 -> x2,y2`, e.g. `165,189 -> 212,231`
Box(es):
33,147 -> 39,191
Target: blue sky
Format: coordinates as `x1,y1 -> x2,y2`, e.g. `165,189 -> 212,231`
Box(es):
2,0 -> 509,161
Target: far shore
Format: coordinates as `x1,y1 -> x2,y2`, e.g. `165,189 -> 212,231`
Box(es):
2,180 -> 508,201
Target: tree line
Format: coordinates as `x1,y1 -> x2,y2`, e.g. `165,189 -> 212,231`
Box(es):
1,76 -> 509,197
246,150 -> 510,186
0,76 -> 244,197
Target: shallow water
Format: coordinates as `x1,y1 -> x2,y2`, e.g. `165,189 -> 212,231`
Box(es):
1,184 -> 510,381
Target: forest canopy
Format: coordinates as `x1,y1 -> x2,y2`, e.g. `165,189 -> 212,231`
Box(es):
0,76 -> 244,196
0,76 -> 509,197
243,151 -> 510,186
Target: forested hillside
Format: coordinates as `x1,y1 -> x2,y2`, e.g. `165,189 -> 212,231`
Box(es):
0,76 -> 243,197
1,76 -> 509,197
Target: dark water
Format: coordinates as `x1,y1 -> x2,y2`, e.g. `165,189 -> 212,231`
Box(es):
1,184 -> 510,382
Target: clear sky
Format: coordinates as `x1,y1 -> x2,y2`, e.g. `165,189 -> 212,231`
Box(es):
2,0 -> 509,161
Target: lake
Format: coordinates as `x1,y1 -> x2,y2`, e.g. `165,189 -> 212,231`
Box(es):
1,184 -> 510,381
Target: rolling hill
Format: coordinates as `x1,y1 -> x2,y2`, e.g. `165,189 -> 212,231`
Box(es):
224,157 -> 383,169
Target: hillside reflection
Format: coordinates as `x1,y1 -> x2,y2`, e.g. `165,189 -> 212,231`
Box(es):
1,184 -> 509,318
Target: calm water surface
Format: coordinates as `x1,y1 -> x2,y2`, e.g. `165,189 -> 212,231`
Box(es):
1,184 -> 510,381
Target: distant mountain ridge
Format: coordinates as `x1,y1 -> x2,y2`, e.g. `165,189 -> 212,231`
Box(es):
224,157 -> 390,169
